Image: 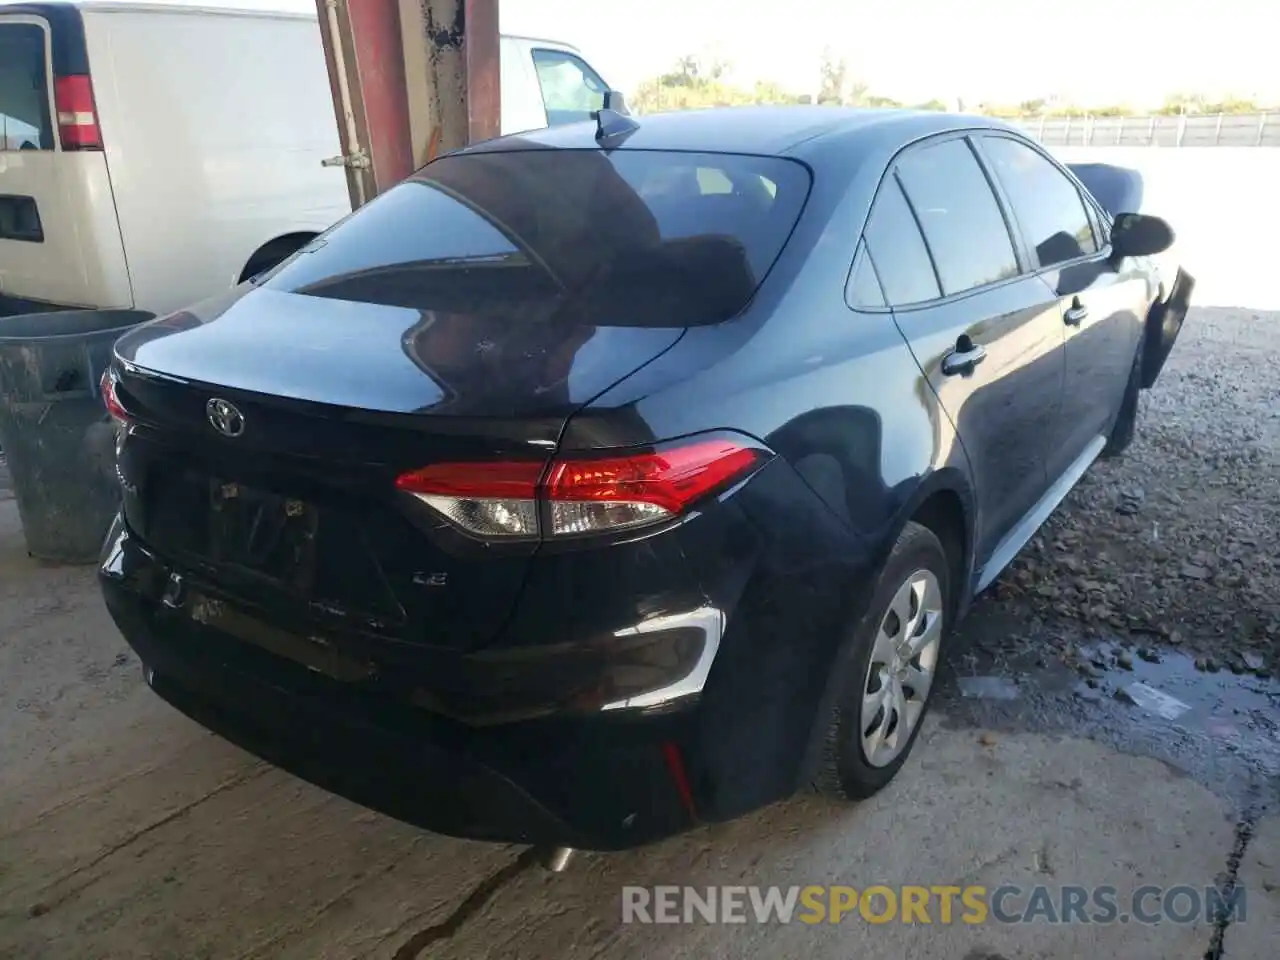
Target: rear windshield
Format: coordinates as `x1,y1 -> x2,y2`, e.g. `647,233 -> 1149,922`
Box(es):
0,23 -> 54,152
265,147 -> 811,327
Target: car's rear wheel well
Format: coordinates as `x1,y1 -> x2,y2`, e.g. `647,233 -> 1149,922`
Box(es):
238,232 -> 316,283
910,489 -> 967,620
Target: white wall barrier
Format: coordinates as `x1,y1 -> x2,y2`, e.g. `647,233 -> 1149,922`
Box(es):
1053,147 -> 1280,310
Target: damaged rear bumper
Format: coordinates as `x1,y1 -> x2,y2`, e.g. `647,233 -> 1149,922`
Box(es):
98,517 -> 705,850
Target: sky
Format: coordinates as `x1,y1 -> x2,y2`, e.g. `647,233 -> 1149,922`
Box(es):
118,0 -> 1279,108
503,0 -> 1279,107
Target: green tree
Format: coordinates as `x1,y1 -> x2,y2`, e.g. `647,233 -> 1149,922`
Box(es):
632,54 -> 808,114
1202,96 -> 1261,114
815,49 -> 872,106
817,49 -> 848,106
752,80 -> 806,105
1157,92 -> 1202,115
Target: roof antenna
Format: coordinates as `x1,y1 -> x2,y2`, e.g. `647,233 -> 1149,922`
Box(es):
593,91 -> 640,148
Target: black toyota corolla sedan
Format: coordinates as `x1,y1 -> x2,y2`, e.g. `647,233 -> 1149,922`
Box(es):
98,106 -> 1192,852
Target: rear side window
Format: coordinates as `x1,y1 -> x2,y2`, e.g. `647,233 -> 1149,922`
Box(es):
531,49 -> 608,126
862,178 -> 940,307
846,242 -> 886,309
0,23 -> 54,151
895,138 -> 1020,296
981,136 -> 1098,268
266,149 -> 811,327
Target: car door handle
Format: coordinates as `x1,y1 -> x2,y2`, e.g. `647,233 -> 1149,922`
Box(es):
1064,299 -> 1089,326
941,339 -> 987,377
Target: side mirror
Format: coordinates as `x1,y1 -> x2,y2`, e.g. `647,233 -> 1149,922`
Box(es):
602,90 -> 630,116
1111,212 -> 1175,258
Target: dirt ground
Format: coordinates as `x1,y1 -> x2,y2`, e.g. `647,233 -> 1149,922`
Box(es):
979,305 -> 1280,673
0,304 -> 1277,959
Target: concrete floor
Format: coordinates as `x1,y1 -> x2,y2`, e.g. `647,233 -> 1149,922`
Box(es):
0,495 -> 1273,959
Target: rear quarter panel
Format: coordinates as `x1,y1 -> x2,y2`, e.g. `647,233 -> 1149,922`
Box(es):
565,136 -> 976,561
561,140 -> 978,810
84,8 -> 350,316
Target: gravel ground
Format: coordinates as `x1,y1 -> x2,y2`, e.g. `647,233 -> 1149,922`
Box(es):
971,305 -> 1280,677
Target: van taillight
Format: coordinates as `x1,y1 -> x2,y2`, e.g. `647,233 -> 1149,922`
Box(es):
54,75 -> 102,150
395,435 -> 770,540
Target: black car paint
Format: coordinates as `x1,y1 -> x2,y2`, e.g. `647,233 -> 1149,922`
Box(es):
109,287 -> 689,654
971,145 -> 1147,488
99,107 -> 1175,850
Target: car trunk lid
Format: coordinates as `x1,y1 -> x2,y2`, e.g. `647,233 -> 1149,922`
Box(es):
112,287 -> 683,652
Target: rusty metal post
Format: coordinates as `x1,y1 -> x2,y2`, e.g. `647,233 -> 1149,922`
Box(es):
315,0 -> 415,208
463,0 -> 501,143
398,0 -> 500,168
316,0 -> 497,208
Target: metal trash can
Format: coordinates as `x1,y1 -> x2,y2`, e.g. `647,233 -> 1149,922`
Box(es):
0,310 -> 153,563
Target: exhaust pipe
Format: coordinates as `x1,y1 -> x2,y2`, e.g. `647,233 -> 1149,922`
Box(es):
543,846 -> 575,873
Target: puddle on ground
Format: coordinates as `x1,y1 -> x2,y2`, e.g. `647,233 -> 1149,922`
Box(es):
934,614 -> 1280,810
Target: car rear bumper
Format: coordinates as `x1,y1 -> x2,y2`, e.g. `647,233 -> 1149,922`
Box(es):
98,450 -> 872,849
99,519 -> 702,851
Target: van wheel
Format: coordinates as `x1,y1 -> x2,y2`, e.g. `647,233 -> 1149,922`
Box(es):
238,234 -> 314,284
1102,343 -> 1143,459
814,521 -> 949,801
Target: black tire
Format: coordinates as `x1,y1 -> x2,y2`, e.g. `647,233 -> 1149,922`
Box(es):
1102,342 -> 1143,459
814,521 -> 950,801
239,235 -> 313,284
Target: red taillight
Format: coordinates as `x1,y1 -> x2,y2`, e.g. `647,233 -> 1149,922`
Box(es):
54,75 -> 102,150
545,439 -> 765,536
395,460 -> 543,539
100,369 -> 129,423
395,435 -> 768,540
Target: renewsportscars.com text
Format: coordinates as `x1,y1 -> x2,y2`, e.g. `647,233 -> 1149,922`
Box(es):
621,884 -> 1247,926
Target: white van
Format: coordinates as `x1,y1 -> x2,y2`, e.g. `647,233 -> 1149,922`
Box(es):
0,0 -> 617,318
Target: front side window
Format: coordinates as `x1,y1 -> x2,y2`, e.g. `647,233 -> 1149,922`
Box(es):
0,23 -> 54,151
265,149 -> 812,328
531,49 -> 608,126
1087,199 -> 1111,247
981,136 -> 1098,268
895,138 -> 1020,296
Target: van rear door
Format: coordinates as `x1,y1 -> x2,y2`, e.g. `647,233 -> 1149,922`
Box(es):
0,9 -> 130,314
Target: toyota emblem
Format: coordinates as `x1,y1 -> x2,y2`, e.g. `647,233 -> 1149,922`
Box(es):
206,398 -> 245,438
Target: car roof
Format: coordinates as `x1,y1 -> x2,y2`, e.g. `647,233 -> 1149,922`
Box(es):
466,106 -> 1024,160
